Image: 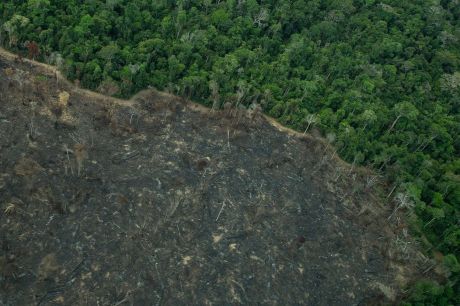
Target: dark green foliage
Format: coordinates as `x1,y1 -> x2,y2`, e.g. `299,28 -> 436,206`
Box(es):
401,280 -> 459,306
1,0 -> 459,301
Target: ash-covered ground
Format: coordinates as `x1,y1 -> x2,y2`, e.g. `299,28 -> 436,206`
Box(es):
0,52 -> 422,305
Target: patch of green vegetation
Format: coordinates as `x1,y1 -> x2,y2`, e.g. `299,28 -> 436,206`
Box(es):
1,0 -> 458,301
35,74 -> 48,81
402,280 -> 457,306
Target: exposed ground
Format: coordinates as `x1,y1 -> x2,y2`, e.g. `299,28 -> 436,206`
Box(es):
0,49 -> 426,305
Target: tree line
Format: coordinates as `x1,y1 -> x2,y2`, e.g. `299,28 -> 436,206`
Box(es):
1,1 -> 459,303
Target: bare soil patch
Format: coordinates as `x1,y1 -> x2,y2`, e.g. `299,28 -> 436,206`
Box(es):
0,51 -> 424,305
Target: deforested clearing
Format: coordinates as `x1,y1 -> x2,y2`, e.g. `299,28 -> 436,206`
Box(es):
0,50 -> 430,305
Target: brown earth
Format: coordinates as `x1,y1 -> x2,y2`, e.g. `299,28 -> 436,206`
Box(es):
0,49 -> 427,305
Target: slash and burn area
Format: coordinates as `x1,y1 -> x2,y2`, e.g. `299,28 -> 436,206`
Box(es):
0,55 -> 427,305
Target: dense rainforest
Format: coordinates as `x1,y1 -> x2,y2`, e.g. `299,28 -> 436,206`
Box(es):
0,0 -> 459,304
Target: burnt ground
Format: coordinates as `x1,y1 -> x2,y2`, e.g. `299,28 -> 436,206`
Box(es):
0,51 -> 425,305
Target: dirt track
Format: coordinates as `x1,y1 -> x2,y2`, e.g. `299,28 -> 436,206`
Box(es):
0,48 -> 340,149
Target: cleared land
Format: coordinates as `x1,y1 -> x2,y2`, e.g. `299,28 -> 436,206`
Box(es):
0,50 -> 425,305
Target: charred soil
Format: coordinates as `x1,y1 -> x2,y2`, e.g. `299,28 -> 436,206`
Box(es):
0,51 -> 425,305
